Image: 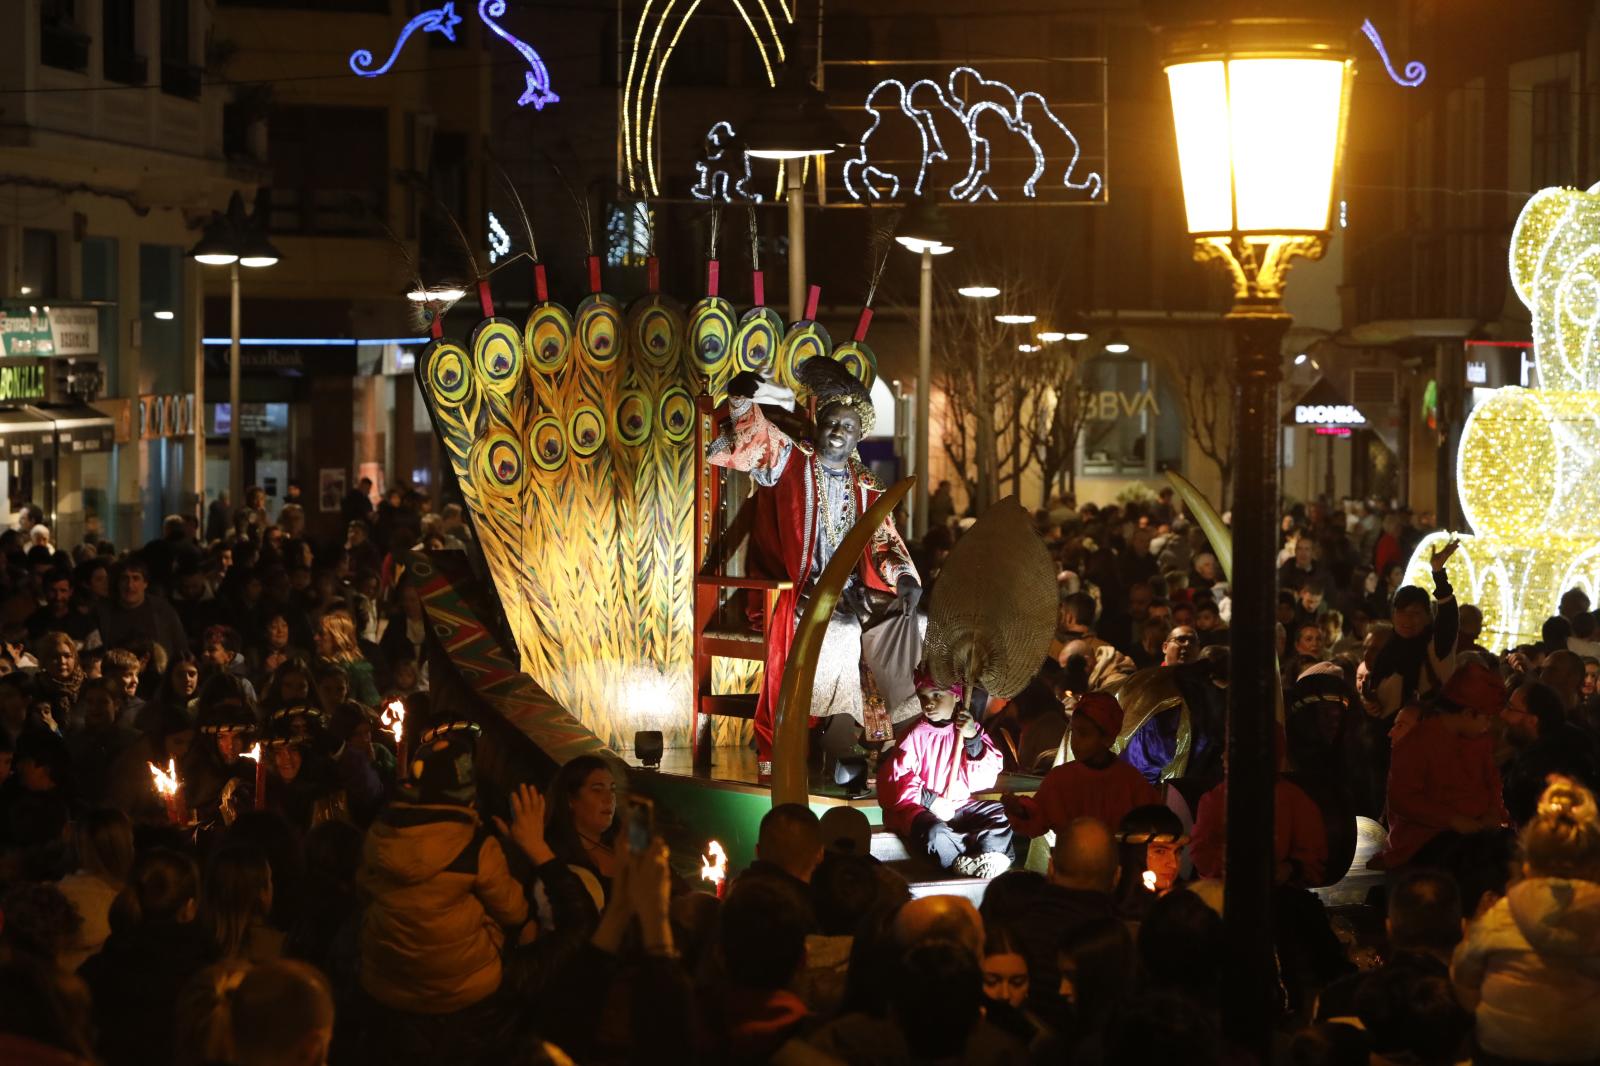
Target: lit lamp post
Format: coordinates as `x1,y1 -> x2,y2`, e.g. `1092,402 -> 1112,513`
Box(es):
1157,11 -> 1352,1054
743,19 -> 847,321
896,197 -> 953,538
189,190 -> 280,515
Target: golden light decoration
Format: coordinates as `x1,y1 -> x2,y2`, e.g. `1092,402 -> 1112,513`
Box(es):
1404,180 -> 1600,648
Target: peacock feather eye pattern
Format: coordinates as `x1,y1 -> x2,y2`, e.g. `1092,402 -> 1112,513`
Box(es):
631,298 -> 685,370
529,414 -> 567,472
473,428 -> 526,500
613,390 -> 653,448
688,296 -> 735,382
832,341 -> 880,389
427,341 -> 474,408
566,403 -> 607,459
658,384 -> 694,445
473,320 -> 524,399
525,303 -> 573,375
732,306 -> 784,375
576,294 -> 623,370
777,321 -> 833,392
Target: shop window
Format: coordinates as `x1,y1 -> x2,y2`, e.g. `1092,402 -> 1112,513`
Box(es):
1076,355 -> 1180,478
605,203 -> 651,268
269,106 -> 389,235
21,229 -> 61,300
139,244 -> 184,394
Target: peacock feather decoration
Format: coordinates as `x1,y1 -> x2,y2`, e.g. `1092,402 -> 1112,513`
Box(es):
412,190 -> 890,751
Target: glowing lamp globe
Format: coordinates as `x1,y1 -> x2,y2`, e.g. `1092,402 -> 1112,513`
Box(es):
1162,21 -> 1353,242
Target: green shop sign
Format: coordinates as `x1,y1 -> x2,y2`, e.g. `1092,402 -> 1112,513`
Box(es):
0,305 -> 101,357
0,362 -> 47,402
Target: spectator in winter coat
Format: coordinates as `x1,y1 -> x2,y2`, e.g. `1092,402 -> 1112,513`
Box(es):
1001,692 -> 1159,839
1375,659 -> 1508,872
1501,679 -> 1600,826
1453,779 -> 1600,1064
96,559 -> 188,664
1190,724 -> 1328,887
358,720 -> 530,1017
877,674 -> 1011,879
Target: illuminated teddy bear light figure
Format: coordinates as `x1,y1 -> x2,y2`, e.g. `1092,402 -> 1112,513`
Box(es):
1405,181 -> 1600,648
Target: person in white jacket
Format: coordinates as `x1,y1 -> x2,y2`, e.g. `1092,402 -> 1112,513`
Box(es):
1452,778 -> 1600,1064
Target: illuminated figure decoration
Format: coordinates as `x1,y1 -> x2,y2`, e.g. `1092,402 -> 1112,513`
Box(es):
478,0 -> 558,110
349,2 -> 462,76
622,0 -> 792,195
1404,181 -> 1600,648
840,66 -> 1102,204
1360,17 -> 1427,88
690,122 -> 765,204
487,212 -> 511,264
350,0 -> 557,110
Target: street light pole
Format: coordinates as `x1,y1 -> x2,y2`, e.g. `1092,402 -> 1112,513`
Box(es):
787,163 -> 806,323
1157,13 -> 1353,1056
229,260 -> 242,515
915,246 -> 932,539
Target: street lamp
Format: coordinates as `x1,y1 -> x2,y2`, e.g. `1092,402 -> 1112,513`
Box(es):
1158,10 -> 1352,1054
189,190 -> 281,518
895,196 -> 953,538
743,20 -> 848,324
1103,329 -> 1130,355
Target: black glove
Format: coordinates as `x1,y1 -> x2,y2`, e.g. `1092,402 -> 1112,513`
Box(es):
896,575 -> 922,612
728,370 -> 762,400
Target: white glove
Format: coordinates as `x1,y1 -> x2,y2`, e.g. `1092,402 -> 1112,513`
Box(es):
751,380 -> 796,412
929,797 -> 958,822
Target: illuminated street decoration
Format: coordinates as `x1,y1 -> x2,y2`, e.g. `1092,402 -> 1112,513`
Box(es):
622,0 -> 791,195
1360,17 -> 1426,88
841,67 -> 1102,203
1404,181 -> 1600,647
692,66 -> 1103,206
349,2 -> 462,76
478,0 -> 558,110
690,122 -> 765,204
487,212 -> 511,264
349,0 -> 556,110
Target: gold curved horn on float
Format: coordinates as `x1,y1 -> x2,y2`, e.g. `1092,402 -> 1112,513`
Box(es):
771,477 -> 915,806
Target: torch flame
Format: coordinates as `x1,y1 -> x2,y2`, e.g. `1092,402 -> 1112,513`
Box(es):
148,758 -> 180,797
381,700 -> 406,743
240,743 -> 261,763
1142,869 -> 1158,893
700,839 -> 728,887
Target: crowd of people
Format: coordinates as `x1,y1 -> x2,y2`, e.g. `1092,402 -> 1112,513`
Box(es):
3,477 -> 1600,1065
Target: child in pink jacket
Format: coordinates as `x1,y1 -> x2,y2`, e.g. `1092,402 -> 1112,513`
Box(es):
877,673 -> 1011,879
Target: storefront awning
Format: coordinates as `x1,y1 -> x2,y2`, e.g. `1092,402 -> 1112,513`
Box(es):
0,407 -> 55,460
29,404 -> 114,454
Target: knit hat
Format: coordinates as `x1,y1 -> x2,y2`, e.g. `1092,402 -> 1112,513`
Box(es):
1438,660 -> 1504,717
1072,692 -> 1123,741
405,719 -> 480,804
912,664 -> 964,700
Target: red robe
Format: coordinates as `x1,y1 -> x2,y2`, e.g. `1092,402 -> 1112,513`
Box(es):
709,397 -> 916,760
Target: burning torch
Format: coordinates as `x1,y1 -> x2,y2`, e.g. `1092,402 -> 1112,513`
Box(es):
148,758 -> 185,825
700,840 -> 729,899
381,699 -> 408,779
240,743 -> 266,811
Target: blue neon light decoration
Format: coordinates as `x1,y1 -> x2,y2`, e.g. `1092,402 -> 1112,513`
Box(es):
349,2 -> 463,77
1361,18 -> 1427,87
478,0 -> 558,110
349,0 -> 557,109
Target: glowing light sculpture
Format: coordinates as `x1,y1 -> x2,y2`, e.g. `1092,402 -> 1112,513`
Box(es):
689,121 -> 765,204
349,2 -> 462,77
1360,18 -> 1426,88
349,1 -> 557,111
1403,181 -> 1600,648
488,212 -> 511,264
479,0 -> 558,110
